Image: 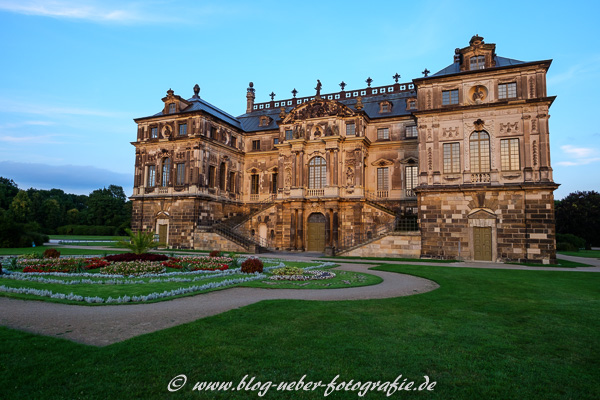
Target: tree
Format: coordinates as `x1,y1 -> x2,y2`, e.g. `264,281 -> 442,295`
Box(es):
42,198 -> 62,232
555,191 -> 600,248
9,190 -> 32,223
0,177 -> 19,210
118,228 -> 159,254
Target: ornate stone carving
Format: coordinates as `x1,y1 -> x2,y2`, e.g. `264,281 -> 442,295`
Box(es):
426,92 -> 432,109
499,122 -> 519,133
531,118 -> 538,133
442,127 -> 459,138
346,167 -> 354,186
427,148 -> 433,171
284,100 -> 353,122
532,140 -> 538,166
529,77 -> 536,98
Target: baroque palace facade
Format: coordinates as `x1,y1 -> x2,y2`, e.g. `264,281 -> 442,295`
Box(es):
130,36 -> 558,263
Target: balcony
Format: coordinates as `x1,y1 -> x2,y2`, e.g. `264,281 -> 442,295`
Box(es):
250,194 -> 259,202
405,189 -> 416,198
376,190 -> 389,199
306,188 -> 325,197
470,173 -> 491,183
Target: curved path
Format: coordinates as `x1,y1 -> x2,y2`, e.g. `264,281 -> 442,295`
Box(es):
0,263 -> 438,346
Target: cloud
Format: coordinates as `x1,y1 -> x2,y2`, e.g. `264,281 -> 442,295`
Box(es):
555,145 -> 600,166
0,0 -> 153,24
547,56 -> 600,86
0,161 -> 132,196
0,134 -> 64,144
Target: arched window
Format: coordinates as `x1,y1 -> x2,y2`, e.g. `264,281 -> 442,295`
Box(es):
161,158 -> 171,187
470,131 -> 490,173
308,157 -> 327,189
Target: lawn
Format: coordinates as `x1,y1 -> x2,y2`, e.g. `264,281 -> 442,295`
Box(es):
0,265 -> 598,399
558,249 -> 600,259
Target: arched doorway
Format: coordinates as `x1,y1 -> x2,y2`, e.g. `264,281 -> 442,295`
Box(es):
306,213 -> 326,252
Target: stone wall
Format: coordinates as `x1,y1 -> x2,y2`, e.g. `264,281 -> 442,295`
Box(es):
192,231 -> 247,253
341,232 -> 421,258
418,184 -> 557,263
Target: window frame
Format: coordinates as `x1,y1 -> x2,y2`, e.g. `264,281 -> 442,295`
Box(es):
470,55 -> 485,70
285,130 -> 293,140
178,123 -> 187,136
252,140 -> 261,151
500,138 -> 520,171
251,174 -> 259,194
308,156 -> 327,189
168,103 -> 176,114
405,125 -> 418,138
377,167 -> 389,191
147,165 -> 156,187
469,131 -> 491,173
346,123 -> 356,136
377,127 -> 390,140
161,158 -> 171,187
443,142 -> 461,173
176,163 -> 185,185
442,89 -> 459,105
150,127 -> 158,139
498,82 -> 517,100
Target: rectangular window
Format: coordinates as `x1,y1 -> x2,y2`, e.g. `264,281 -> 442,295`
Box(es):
377,167 -> 389,191
405,125 -> 418,138
150,127 -> 158,139
346,123 -> 355,136
285,130 -> 293,140
501,138 -> 520,171
176,163 -> 185,185
273,138 -> 279,145
381,103 -> 390,113
231,136 -> 237,147
228,172 -> 235,192
252,140 -> 260,151
178,123 -> 187,136
406,166 -> 418,190
377,128 -> 390,140
169,103 -> 176,114
208,166 -> 215,187
498,82 -> 517,99
271,173 -> 278,193
443,143 -> 460,173
251,174 -> 259,194
470,55 -> 485,70
147,165 -> 156,187
442,89 -> 459,105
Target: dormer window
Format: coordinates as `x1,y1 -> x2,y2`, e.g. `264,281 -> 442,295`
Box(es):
169,103 -> 176,114
379,101 -> 392,113
470,55 -> 485,70
259,116 -> 271,127
406,99 -> 417,110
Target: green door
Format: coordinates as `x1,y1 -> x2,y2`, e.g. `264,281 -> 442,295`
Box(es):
158,224 -> 168,246
474,227 -> 492,261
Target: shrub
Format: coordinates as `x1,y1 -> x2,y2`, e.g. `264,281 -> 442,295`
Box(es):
241,257 -> 263,274
556,242 -> 578,252
556,233 -> 585,251
43,248 -> 61,258
209,250 -> 221,257
104,253 -> 168,262
118,229 -> 159,254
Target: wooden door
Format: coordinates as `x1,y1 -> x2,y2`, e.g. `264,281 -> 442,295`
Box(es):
474,227 -> 492,261
158,224 -> 168,245
306,213 -> 326,252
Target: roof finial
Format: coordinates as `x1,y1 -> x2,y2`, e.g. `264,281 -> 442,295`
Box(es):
193,84 -> 200,98
422,68 -> 430,77
393,73 -> 401,83
366,77 -> 373,87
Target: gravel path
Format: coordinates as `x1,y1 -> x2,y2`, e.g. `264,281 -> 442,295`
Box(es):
0,263 -> 438,347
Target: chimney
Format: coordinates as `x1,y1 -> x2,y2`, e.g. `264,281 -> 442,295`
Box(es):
246,82 -> 255,114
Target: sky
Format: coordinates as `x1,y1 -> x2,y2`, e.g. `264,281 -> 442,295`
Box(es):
0,0 -> 598,199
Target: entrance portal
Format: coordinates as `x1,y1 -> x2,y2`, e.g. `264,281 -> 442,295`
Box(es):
473,226 -> 492,261
306,213 -> 326,252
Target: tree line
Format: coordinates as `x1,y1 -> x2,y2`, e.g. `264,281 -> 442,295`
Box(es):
555,190 -> 599,250
0,177 -> 131,248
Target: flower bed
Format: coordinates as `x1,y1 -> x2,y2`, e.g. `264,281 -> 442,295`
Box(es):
18,257 -> 107,273
99,261 -> 166,276
269,270 -> 336,281
161,256 -> 232,271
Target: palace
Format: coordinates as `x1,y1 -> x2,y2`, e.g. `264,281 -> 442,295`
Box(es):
130,36 -> 558,263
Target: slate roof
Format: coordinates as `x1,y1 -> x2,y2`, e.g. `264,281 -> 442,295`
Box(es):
143,97 -> 242,129
430,56 -> 526,77
237,90 -> 417,133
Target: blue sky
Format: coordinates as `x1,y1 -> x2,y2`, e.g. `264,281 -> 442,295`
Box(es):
0,0 -> 598,199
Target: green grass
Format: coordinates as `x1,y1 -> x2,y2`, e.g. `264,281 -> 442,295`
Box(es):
0,246 -> 129,256
49,235 -> 129,241
510,258 -> 593,268
0,265 -> 598,399
558,249 -> 600,259
330,255 -> 458,263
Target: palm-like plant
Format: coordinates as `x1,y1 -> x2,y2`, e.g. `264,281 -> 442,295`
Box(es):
118,228 -> 160,254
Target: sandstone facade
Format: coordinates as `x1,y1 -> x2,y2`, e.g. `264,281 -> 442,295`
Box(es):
130,36 -> 557,262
